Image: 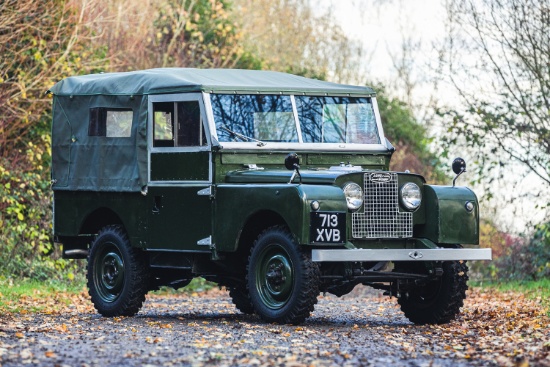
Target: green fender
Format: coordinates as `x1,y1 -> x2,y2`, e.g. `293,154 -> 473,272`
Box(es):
214,184 -> 347,252
415,185 -> 479,245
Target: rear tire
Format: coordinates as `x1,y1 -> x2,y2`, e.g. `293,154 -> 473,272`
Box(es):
87,225 -> 150,317
398,261 -> 469,325
247,226 -> 320,325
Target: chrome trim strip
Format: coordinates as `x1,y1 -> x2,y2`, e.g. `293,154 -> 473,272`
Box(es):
64,249 -> 89,257
290,95 -> 304,144
311,248 -> 492,262
215,142 -> 390,151
371,97 -> 386,146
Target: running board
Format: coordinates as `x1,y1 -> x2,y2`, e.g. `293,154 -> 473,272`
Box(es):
311,248 -> 492,262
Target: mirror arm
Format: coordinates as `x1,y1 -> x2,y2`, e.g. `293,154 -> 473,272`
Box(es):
288,164 -> 302,184
452,169 -> 465,187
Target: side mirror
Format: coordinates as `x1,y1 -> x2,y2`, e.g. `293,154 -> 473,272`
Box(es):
452,157 -> 467,187
285,153 -> 302,184
452,157 -> 466,175
285,152 -> 300,170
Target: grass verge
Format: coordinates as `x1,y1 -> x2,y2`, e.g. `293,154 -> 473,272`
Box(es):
471,278 -> 550,315
0,277 -> 216,314
0,278 -> 87,313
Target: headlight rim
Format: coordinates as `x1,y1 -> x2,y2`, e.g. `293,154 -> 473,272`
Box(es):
343,182 -> 363,212
400,182 -> 422,211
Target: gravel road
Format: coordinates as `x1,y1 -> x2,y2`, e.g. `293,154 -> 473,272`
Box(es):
0,286 -> 511,366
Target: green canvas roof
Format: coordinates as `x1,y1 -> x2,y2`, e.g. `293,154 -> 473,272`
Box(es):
49,68 -> 375,96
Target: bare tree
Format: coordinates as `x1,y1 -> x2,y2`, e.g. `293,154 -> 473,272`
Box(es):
443,0 -> 550,190
232,0 -> 365,83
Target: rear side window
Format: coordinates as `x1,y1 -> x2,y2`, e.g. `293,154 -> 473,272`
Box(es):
89,108 -> 133,137
152,101 -> 206,147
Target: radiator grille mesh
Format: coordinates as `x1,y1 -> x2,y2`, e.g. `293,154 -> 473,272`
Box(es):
351,173 -> 413,238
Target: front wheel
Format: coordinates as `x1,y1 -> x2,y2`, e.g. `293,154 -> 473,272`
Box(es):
247,226 -> 320,325
87,225 -> 150,317
229,284 -> 254,315
397,261 -> 469,325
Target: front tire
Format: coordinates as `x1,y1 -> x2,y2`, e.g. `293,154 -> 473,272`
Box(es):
87,225 -> 150,317
247,226 -> 320,325
229,284 -> 254,315
398,261 -> 469,325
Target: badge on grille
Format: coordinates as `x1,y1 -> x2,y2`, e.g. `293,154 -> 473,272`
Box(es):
370,172 -> 392,183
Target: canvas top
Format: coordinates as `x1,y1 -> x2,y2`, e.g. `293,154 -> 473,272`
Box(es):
48,68 -> 375,96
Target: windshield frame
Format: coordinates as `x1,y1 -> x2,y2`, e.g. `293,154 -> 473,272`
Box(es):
203,92 -> 388,152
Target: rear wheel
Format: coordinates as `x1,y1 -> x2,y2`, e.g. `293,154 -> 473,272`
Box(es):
397,261 -> 469,325
87,225 -> 150,317
247,226 -> 320,325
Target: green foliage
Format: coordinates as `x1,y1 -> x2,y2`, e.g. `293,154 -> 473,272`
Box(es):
473,279 -> 550,314
0,138 -> 84,281
375,88 -> 446,183
0,0 -> 107,281
471,222 -> 550,282
528,224 -> 550,279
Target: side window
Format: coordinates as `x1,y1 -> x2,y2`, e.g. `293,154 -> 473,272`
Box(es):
153,100 -> 206,147
89,108 -> 133,137
153,102 -> 174,147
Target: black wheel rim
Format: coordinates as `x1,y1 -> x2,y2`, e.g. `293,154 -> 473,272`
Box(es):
94,243 -> 125,303
254,243 -> 294,310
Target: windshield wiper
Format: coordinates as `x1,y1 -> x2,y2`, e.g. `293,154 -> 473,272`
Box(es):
220,126 -> 267,147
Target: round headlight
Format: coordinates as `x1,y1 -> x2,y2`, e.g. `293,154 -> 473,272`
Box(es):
343,182 -> 363,211
400,183 -> 422,211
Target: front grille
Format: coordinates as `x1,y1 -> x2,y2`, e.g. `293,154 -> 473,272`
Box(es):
352,173 -> 413,239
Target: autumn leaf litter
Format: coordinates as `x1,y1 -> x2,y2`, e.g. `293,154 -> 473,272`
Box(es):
0,286 -> 548,366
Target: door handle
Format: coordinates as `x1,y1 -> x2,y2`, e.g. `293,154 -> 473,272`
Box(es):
152,196 -> 162,214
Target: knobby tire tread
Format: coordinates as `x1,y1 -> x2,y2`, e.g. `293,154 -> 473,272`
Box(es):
229,285 -> 255,315
247,225 -> 320,325
399,260 -> 469,325
87,225 -> 150,317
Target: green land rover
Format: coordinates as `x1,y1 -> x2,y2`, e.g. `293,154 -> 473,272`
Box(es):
49,68 -> 491,325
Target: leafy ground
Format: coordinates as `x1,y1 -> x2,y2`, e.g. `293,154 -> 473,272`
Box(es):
0,283 -> 548,366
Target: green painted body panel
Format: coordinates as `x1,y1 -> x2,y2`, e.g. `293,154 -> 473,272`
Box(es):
214,184 -> 347,252
306,153 -> 388,168
151,152 -> 209,181
416,185 -> 479,245
146,185 -> 212,251
53,191 -> 147,247
225,169 -> 340,184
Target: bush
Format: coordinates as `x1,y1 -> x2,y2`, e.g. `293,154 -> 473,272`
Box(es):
0,137 -> 84,281
471,223 -> 550,282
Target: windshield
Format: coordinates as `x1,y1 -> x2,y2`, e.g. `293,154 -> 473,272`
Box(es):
295,96 -> 379,144
211,94 -> 298,143
211,94 -> 380,145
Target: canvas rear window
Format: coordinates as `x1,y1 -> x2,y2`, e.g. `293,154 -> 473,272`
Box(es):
89,108 -> 133,137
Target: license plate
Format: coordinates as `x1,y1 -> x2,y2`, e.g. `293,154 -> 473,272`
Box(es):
310,212 -> 346,244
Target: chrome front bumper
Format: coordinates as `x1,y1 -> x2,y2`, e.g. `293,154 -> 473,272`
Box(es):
311,248 -> 492,262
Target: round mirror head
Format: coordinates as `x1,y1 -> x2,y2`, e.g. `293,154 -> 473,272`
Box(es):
452,157 -> 466,174
285,153 -> 300,170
